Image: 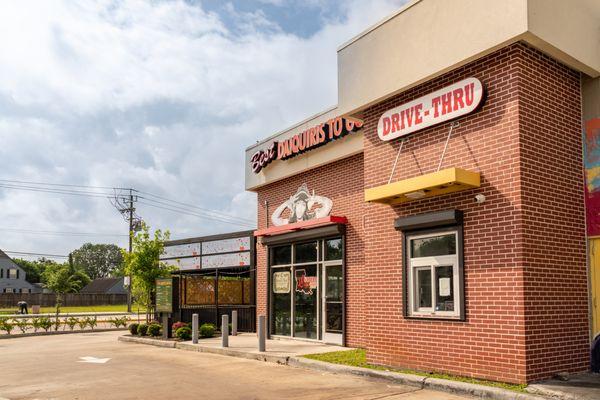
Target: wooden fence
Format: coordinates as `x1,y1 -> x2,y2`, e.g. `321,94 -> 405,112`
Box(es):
0,293 -> 127,307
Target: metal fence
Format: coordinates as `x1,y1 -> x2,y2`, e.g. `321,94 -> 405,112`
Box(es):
0,293 -> 127,307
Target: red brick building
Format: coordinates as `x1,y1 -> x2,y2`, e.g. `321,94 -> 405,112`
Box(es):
245,0 -> 600,384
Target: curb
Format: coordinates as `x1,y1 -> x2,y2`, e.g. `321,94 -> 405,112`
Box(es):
525,384 -> 581,400
0,328 -> 126,339
118,335 -> 176,348
288,357 -> 545,400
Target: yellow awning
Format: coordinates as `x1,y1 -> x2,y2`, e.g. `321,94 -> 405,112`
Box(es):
365,167 -> 480,205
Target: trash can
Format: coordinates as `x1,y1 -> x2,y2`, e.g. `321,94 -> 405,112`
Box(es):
31,305 -> 40,314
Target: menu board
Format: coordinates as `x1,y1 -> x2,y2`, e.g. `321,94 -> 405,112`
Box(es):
155,278 -> 173,313
202,252 -> 250,269
161,243 -> 201,259
161,257 -> 201,270
202,237 -> 251,255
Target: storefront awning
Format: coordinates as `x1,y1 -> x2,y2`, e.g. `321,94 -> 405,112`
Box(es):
254,216 -> 347,238
364,167 -> 480,205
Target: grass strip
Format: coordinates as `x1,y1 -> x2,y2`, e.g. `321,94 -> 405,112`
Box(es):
303,349 -> 527,393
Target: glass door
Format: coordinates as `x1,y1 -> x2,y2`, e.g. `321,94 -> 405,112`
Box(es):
322,263 -> 343,345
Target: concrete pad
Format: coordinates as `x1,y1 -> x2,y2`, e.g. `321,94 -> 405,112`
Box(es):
527,373 -> 600,400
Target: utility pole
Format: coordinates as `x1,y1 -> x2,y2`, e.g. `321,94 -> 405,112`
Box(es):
127,189 -> 134,313
110,188 -> 142,314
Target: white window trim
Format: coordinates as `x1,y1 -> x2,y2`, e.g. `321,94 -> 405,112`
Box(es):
407,231 -> 461,319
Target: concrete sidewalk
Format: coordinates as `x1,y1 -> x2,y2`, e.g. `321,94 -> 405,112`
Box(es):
527,373 -> 600,400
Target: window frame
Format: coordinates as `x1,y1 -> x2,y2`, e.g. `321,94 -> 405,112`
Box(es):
403,226 -> 465,321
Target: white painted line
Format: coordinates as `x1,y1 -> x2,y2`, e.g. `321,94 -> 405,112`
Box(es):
78,356 -> 111,364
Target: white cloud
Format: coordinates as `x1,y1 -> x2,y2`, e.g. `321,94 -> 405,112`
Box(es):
0,0 -> 406,256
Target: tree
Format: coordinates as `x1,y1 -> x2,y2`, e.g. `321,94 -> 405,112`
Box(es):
71,243 -> 123,280
122,223 -> 171,322
43,257 -> 91,323
12,257 -> 56,284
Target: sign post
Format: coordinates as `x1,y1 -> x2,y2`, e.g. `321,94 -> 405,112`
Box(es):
155,278 -> 173,339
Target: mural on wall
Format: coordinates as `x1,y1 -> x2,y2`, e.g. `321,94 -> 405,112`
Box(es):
585,118 -> 600,237
271,183 -> 332,226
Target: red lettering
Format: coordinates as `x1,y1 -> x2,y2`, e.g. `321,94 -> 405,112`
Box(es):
318,124 -> 326,143
400,109 -> 406,130
382,117 -> 391,136
453,88 -> 464,111
464,82 -> 475,106
391,113 -> 400,133
406,107 -> 414,127
441,92 -> 452,115
432,97 -> 441,117
298,131 -> 306,151
414,104 -> 423,125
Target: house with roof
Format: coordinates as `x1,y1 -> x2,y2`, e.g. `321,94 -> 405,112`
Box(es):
80,277 -> 126,295
0,250 -> 38,293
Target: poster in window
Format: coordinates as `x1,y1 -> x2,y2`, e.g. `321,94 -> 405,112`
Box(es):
161,243 -> 201,259
202,237 -> 251,254
273,271 -> 291,294
438,277 -> 451,297
202,252 -> 250,269
162,257 -> 201,270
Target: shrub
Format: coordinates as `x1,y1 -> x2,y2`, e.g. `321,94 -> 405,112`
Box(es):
0,317 -> 13,335
172,321 -> 188,332
14,318 -> 29,334
199,323 -> 216,338
110,316 -> 129,328
78,318 -> 88,330
66,317 -> 79,331
84,316 -> 97,330
38,317 -> 52,332
137,323 -> 148,336
128,323 -> 139,335
175,326 -> 192,340
31,317 -> 41,332
147,323 -> 161,337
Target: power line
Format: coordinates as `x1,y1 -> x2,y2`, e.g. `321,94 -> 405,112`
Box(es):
4,251 -> 69,258
0,179 -> 128,190
135,190 -> 255,224
137,201 -> 255,228
0,183 -> 113,198
138,195 -> 254,225
0,228 -> 127,237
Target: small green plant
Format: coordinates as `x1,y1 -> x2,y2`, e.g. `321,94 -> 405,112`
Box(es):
175,326 -> 192,340
53,317 -> 62,331
66,317 -> 78,331
31,317 -> 41,332
137,323 -> 148,336
0,317 -> 13,334
78,318 -> 89,330
200,323 -> 216,338
84,316 -> 97,330
38,317 -> 52,332
13,318 -> 29,334
147,323 -> 161,337
128,323 -> 139,335
110,316 -> 129,328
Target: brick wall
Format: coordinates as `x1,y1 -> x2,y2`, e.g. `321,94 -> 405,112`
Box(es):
255,153 -> 367,348
360,43 -> 585,384
517,47 -> 588,380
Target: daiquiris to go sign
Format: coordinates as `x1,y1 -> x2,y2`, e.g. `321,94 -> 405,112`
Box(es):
251,116 -> 363,173
377,77 -> 484,141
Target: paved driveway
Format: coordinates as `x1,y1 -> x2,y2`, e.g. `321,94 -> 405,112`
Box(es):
0,332 -> 472,400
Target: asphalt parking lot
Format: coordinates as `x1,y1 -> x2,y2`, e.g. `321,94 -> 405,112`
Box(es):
0,331 -> 472,400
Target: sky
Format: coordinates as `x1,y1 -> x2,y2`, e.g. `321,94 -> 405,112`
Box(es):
0,0 -> 406,260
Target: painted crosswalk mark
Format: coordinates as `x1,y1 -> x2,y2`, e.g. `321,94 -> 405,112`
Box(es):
78,356 -> 111,364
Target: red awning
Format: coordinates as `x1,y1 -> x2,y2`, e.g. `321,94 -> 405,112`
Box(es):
254,216 -> 347,237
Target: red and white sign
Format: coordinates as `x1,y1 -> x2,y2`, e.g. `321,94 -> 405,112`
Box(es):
377,77 -> 484,141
